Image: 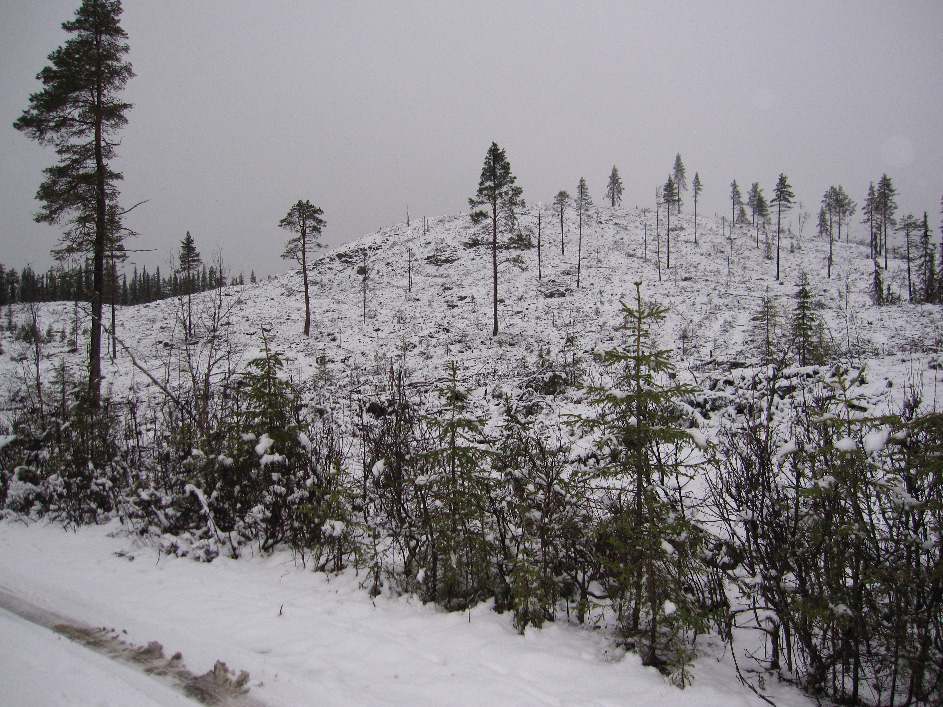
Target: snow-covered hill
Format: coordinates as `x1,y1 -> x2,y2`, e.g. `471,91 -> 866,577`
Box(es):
4,202 -> 940,423
2,203 -> 941,706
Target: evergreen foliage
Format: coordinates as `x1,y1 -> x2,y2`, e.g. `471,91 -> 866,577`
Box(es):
605,166 -> 623,207
662,175 -> 678,268
469,142 -> 524,335
581,283 -> 713,672
692,173 -> 702,244
729,180 -> 743,228
14,0 -> 134,406
790,271 -> 828,365
279,200 -> 326,336
876,174 -> 897,270
771,173 -> 795,281
672,154 -> 687,212
554,190 -> 569,256
178,231 -> 202,336
575,177 -> 592,288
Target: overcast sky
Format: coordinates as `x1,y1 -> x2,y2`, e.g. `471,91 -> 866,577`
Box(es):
2,1 -> 941,279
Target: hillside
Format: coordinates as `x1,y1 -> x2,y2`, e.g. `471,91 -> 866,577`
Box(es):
2,204 -> 942,706
5,202 -> 940,420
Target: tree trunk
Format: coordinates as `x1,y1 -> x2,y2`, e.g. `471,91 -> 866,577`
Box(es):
492,200 -> 498,336
560,207 -> 565,256
577,203 -> 582,288
89,35 -> 106,407
301,221 -> 310,336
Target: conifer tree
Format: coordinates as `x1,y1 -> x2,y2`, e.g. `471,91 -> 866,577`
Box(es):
575,177 -> 592,288
746,182 -> 762,232
863,182 -> 878,259
790,271 -> 826,365
14,0 -> 134,406
279,200 -> 326,336
750,288 -> 781,364
178,231 -> 201,336
605,166 -> 624,207
582,282 -> 709,669
554,190 -> 569,256
662,175 -> 678,269
918,211 -> 937,303
470,143 -> 524,336
898,213 -> 920,303
730,180 -> 743,230
872,261 -> 886,305
876,174 -> 897,270
672,154 -> 687,212
692,173 -> 702,245
771,174 -> 795,281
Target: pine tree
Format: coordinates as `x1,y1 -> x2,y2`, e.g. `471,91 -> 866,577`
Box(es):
575,177 -> 592,288
862,182 -> 878,259
250,270 -> 257,284
730,180 -> 743,230
692,173 -> 702,245
470,143 -> 524,336
771,174 -> 795,281
871,261 -> 885,305
747,182 -> 769,249
876,174 -> 897,270
822,187 -> 837,279
14,0 -> 134,406
662,175 -> 678,269
279,200 -> 326,336
554,190 -> 569,256
605,166 -> 624,207
177,231 -> 201,336
755,189 -> 771,258
897,213 -> 920,303
917,212 -> 936,303
672,154 -> 687,212
747,182 -> 762,233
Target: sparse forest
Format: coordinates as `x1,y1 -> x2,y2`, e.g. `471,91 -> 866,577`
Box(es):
2,2 -> 943,706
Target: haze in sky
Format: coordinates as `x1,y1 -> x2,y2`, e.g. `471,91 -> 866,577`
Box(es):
1,1 -> 941,280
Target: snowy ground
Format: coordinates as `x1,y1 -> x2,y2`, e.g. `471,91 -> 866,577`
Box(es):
2,204 -> 940,704
0,520 -> 814,706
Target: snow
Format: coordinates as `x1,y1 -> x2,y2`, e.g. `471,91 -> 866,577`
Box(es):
0,610 -> 195,707
0,521 -> 811,706
3,201 -> 941,705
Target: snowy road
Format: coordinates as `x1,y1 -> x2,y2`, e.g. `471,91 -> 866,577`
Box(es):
0,607 -> 198,706
0,521 -> 812,706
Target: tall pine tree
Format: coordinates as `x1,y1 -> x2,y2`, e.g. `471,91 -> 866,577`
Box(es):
605,166 -> 624,207
280,200 -> 326,336
469,142 -> 523,336
692,172 -> 702,245
14,0 -> 134,406
575,177 -> 592,288
771,174 -> 794,281
672,154 -> 687,213
554,190 -> 569,256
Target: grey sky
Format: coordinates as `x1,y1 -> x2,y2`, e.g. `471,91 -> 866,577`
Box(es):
2,1 -> 941,279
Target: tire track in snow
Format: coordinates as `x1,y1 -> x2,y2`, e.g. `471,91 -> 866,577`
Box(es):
0,586 -> 266,706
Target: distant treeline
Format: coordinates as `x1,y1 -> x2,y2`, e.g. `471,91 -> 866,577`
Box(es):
0,262 -> 256,307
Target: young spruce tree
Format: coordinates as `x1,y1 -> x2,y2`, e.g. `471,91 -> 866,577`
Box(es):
582,282 -> 711,672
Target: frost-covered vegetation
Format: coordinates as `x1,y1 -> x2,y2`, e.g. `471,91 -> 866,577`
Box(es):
2,198 -> 942,705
